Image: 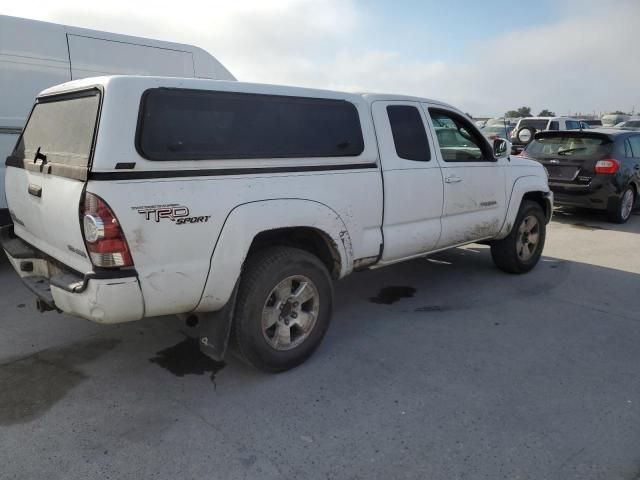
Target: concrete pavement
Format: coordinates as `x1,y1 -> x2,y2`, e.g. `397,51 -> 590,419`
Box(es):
1,208 -> 639,479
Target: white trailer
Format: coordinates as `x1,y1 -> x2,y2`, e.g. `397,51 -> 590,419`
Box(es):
0,15 -> 235,223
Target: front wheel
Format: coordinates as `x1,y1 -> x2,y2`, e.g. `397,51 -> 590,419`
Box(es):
490,200 -> 546,274
232,246 -> 333,373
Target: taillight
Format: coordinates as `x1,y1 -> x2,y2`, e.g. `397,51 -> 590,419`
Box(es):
594,158 -> 620,174
81,192 -> 133,268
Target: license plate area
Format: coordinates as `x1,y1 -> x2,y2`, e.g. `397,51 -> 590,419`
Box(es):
546,165 -> 579,181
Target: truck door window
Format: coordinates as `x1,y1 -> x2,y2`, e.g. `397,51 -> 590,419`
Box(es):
549,121 -> 559,131
429,110 -> 489,162
386,105 -> 430,161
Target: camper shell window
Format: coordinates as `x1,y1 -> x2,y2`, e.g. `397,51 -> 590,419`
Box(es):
137,89 -> 365,161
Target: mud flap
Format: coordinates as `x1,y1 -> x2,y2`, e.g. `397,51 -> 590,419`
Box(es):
198,283 -> 239,362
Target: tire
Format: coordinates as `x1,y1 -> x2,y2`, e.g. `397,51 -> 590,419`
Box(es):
233,246 -> 333,373
490,200 -> 546,274
607,186 -> 635,224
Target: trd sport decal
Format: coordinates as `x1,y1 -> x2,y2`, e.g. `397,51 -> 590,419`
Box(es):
132,204 -> 211,224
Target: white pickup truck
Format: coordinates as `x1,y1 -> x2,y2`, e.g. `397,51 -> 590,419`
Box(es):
1,76 -> 552,372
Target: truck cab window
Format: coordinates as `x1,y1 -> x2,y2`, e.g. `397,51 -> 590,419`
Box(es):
429,110 -> 488,162
386,105 -> 430,161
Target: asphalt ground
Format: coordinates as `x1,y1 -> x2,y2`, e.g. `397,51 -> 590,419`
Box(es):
1,207 -> 639,479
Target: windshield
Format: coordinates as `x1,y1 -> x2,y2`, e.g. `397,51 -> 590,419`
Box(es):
11,90 -> 100,179
525,135 -> 612,158
519,119 -> 549,130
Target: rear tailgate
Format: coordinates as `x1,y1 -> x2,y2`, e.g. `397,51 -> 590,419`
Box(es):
4,89 -> 100,273
523,131 -> 613,184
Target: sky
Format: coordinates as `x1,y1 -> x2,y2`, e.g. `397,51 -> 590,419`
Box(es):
2,0 -> 639,117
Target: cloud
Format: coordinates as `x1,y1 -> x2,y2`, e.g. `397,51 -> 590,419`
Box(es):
3,0 -> 639,116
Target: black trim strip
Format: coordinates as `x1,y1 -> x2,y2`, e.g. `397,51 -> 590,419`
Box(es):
89,162 -> 378,180
37,88 -> 101,103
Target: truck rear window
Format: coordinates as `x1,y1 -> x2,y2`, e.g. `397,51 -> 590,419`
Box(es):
137,89 -> 365,160
526,134 -> 612,158
519,119 -> 549,130
11,90 -> 100,180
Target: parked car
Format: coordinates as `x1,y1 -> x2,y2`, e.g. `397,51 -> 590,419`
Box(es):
1,76 -> 552,372
481,124 -> 514,141
602,113 -> 631,127
615,119 -> 640,130
521,129 -> 640,223
510,117 -> 589,154
0,14 -> 235,225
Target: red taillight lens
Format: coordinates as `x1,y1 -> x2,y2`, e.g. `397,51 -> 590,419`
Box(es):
81,192 -> 133,268
595,158 -> 620,174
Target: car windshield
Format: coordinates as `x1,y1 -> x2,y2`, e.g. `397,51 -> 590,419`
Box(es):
519,119 -> 549,130
525,135 -> 612,158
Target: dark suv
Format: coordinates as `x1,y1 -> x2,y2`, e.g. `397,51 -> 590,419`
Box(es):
521,129 -> 640,223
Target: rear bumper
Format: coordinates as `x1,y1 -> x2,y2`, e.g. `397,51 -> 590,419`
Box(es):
1,224 -> 144,324
549,180 -> 619,211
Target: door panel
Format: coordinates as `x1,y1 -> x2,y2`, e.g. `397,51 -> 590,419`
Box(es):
372,101 -> 443,263
424,105 -> 507,248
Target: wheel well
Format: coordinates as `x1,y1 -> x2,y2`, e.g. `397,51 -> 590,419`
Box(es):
522,191 -> 550,221
247,227 -> 341,278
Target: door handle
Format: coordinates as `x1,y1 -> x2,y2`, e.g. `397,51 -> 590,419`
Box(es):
445,175 -> 462,184
28,184 -> 42,198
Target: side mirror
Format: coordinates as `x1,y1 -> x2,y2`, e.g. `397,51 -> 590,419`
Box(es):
493,138 -> 509,158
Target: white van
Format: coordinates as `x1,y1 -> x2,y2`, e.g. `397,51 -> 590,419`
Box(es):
0,15 -> 235,223
1,75 -> 552,372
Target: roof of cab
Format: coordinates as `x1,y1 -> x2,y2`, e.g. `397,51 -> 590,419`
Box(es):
38,75 -> 457,110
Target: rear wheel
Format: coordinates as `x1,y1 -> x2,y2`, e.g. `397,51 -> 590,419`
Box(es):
607,186 -> 635,224
491,200 -> 546,274
233,246 -> 333,373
